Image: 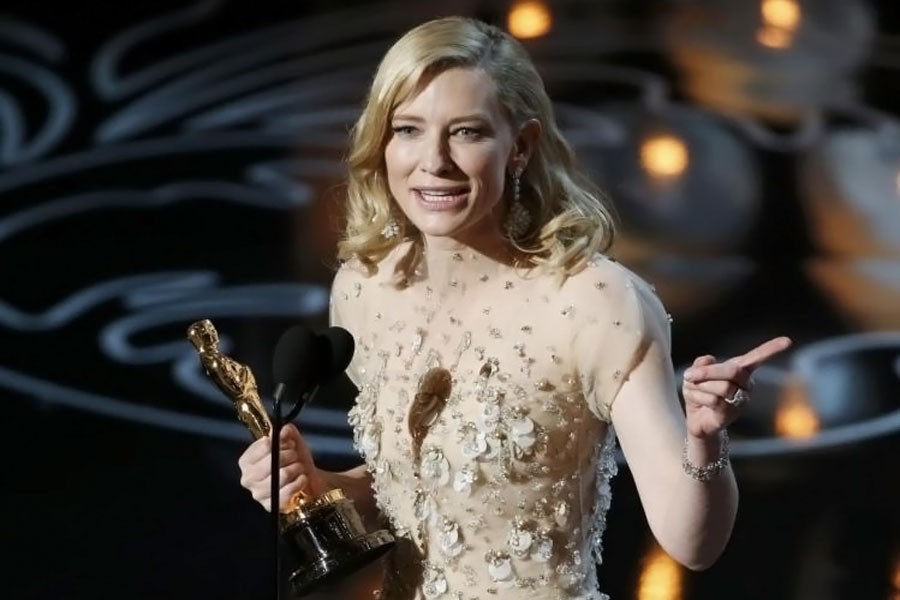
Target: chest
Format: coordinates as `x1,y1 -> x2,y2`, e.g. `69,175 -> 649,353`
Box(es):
351,288 -> 604,482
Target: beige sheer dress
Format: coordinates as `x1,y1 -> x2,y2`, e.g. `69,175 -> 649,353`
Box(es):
329,241 -> 670,600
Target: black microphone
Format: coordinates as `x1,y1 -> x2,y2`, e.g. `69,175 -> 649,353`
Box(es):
268,325 -> 355,600
271,325 -> 355,415
271,326 -> 318,406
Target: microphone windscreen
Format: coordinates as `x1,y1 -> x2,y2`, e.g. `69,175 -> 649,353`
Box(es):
324,327 -> 355,377
272,325 -> 320,387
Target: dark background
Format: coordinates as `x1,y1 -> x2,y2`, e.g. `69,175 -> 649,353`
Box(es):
3,1 -> 899,599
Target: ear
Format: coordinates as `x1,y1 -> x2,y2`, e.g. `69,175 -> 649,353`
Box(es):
508,118 -> 542,172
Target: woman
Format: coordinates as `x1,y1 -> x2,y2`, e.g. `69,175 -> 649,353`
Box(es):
238,16 -> 791,599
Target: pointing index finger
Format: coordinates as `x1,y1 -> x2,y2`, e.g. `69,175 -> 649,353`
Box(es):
735,336 -> 793,371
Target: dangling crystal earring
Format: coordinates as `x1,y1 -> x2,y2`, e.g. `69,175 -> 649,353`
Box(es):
505,166 -> 531,239
381,217 -> 400,240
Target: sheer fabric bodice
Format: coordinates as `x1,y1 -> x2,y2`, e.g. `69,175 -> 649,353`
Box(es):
330,242 -> 669,600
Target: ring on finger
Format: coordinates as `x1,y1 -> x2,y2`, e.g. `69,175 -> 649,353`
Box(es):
724,387 -> 751,408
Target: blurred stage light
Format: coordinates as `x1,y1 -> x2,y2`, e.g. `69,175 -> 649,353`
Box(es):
637,542 -> 683,600
757,0 -> 801,49
774,395 -> 820,439
661,0 -> 875,123
800,124 -> 900,329
756,26 -> 794,50
800,127 -> 900,259
508,1 -> 552,40
640,133 -> 690,180
573,103 -> 758,317
581,103 -> 760,253
806,259 -> 900,330
761,0 -> 801,31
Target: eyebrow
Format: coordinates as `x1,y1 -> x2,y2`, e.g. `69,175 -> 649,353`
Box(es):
391,113 -> 493,125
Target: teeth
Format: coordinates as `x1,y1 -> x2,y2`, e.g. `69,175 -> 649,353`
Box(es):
420,190 -> 465,200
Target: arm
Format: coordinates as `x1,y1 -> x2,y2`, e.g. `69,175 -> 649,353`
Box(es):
611,320 -> 791,570
572,261 -> 791,570
610,341 -> 737,571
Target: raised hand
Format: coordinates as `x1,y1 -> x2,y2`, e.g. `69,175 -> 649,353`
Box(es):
681,336 -> 793,438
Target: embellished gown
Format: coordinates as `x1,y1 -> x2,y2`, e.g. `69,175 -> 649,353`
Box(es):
329,241 -> 670,600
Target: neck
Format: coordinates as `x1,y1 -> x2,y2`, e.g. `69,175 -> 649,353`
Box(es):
410,233 -> 521,292
422,213 -> 517,257
424,228 -> 518,261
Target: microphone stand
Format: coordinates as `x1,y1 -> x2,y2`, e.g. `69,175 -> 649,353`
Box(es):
270,385 -> 321,600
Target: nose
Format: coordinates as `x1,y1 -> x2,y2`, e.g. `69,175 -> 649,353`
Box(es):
418,133 -> 453,176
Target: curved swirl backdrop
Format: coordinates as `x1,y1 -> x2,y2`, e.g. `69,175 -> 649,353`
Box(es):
4,1 -> 899,599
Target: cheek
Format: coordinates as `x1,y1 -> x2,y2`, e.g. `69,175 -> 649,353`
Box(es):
383,146 -> 399,181
384,147 -> 413,206
385,143 -> 416,180
453,148 -> 495,180
472,154 -> 509,200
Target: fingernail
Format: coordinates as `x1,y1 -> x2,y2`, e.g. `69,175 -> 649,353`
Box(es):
683,369 -> 696,381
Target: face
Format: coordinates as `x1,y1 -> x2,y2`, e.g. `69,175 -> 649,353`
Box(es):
384,67 -> 524,248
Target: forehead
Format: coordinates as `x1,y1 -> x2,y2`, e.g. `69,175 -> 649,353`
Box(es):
393,67 -> 506,120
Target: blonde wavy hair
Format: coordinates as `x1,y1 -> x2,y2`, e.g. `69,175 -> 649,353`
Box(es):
337,16 -> 617,280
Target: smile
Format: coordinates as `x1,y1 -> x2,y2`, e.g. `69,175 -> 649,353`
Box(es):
414,188 -> 470,210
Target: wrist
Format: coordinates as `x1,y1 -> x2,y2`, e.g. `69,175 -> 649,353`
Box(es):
681,429 -> 730,482
685,429 -> 727,460
308,466 -> 332,496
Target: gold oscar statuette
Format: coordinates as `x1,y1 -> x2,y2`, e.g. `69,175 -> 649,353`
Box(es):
187,319 -> 395,597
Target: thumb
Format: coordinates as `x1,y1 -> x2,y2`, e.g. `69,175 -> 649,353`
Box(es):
692,354 -> 717,367
277,422 -> 302,449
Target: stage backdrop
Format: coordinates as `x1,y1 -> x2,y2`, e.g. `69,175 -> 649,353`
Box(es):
4,1 -> 899,599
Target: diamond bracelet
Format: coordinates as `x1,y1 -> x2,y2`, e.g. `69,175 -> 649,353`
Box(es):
681,430 -> 730,482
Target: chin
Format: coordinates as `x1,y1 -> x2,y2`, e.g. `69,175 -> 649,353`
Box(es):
416,226 -> 461,239
412,217 -> 466,238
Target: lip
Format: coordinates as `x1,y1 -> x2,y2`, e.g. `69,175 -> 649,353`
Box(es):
413,188 -> 469,211
413,186 -> 470,194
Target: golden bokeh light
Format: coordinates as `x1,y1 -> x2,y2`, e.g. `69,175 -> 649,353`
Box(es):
757,0 -> 801,49
637,543 -> 684,600
761,0 -> 801,30
774,396 -> 820,439
640,134 -> 690,179
508,1 -> 552,39
757,25 -> 795,49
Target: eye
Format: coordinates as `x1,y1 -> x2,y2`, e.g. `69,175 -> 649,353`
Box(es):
392,125 -> 418,137
453,126 -> 484,140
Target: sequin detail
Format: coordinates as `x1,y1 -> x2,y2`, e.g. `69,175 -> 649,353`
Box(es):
333,247 -> 664,599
